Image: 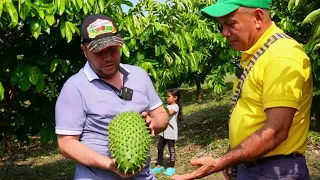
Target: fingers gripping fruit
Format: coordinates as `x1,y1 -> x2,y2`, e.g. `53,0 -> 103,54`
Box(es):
108,111 -> 152,174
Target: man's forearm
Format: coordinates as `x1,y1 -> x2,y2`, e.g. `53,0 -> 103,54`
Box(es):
58,137 -> 112,170
152,111 -> 169,135
216,126 -> 283,172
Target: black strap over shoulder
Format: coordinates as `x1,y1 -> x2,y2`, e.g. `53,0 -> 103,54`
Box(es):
229,33 -> 292,116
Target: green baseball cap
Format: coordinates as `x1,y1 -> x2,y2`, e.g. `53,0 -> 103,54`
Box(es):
201,0 -> 272,18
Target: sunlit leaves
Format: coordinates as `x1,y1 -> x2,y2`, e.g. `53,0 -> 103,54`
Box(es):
0,82 -> 4,101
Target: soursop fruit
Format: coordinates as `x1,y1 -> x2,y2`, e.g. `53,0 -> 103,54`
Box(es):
108,111 -> 152,174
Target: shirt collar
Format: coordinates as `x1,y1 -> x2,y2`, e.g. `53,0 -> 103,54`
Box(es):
242,22 -> 282,55
83,62 -> 131,82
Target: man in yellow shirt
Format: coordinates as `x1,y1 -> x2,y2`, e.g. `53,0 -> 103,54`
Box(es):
171,0 -> 312,180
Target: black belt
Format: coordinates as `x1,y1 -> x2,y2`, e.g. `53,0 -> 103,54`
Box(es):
241,153 -> 303,169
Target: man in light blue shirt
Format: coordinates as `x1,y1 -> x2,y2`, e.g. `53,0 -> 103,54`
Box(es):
55,14 -> 169,180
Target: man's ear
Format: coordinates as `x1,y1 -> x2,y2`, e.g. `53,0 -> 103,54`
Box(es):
253,8 -> 264,29
80,44 -> 88,59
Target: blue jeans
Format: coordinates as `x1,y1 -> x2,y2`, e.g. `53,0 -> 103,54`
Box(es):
236,155 -> 309,180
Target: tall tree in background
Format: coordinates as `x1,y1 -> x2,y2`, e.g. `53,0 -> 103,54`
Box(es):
0,0 -> 132,152
288,0 -> 320,129
120,0 -> 238,99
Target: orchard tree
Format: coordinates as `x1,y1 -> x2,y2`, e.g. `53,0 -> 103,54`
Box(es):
0,0 -> 132,152
120,0 -> 238,99
287,0 -> 320,130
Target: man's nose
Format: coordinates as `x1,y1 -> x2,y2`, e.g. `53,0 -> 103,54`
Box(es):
102,50 -> 112,61
221,28 -> 231,37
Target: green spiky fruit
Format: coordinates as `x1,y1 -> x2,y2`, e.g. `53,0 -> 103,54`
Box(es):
109,111 -> 152,174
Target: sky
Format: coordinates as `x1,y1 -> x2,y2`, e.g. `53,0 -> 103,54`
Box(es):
121,0 -> 165,13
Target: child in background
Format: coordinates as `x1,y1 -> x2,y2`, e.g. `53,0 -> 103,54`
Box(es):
152,88 -> 183,176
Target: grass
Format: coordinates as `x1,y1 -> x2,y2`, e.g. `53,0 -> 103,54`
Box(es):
1,85 -> 320,180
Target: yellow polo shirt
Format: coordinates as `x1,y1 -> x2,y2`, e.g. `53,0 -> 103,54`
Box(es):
229,22 -> 313,156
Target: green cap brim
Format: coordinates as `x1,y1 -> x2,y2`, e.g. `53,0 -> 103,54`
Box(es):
201,3 -> 240,18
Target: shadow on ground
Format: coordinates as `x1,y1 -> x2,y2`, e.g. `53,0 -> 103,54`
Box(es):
0,158 -> 74,180
152,100 -> 230,149
0,138 -> 59,165
179,87 -> 232,107
177,103 -> 230,147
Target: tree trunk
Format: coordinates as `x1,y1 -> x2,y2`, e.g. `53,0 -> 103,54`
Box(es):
196,81 -> 202,101
3,132 -> 12,153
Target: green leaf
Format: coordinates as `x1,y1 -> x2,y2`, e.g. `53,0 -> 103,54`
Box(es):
164,52 -> 173,65
184,33 -> 193,52
66,21 -> 75,33
35,69 -> 44,93
98,0 -> 104,13
33,0 -> 41,6
11,64 -> 24,85
160,45 -> 167,54
136,51 -> 145,61
288,0 -> 296,9
190,52 -> 199,71
312,56 -> 319,71
30,8 -> 37,17
50,59 -> 59,73
120,0 -> 133,7
94,2 -> 100,14
70,0 -> 78,11
154,22 -> 161,31
19,0 -> 32,20
0,82 -> 4,101
45,14 -> 55,26
41,3 -> 55,12
40,123 -> 52,144
129,38 -> 136,48
118,19 -> 124,31
5,2 -> 19,27
137,26 -> 151,40
296,0 -> 307,8
56,0 -> 65,15
88,0 -> 94,6
126,24 -> 134,38
40,18 -> 50,34
162,26 -> 169,35
303,8 -> 320,25
76,0 -> 83,9
122,44 -> 130,58
75,26 -> 80,35
30,20 -> 41,39
155,44 -> 161,56
57,59 -> 68,73
60,21 -> 66,38
141,59 -> 158,65
310,19 -> 320,41
37,10 -> 44,19
173,52 -> 182,65
60,60 -> 68,74
0,0 -> 3,17
86,3 -> 92,13
65,22 -> 72,43
83,3 -> 88,14
313,43 -> 320,51
19,66 -> 32,91
29,66 -> 39,85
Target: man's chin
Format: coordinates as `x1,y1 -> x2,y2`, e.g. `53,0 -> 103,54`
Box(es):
230,44 -> 246,51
